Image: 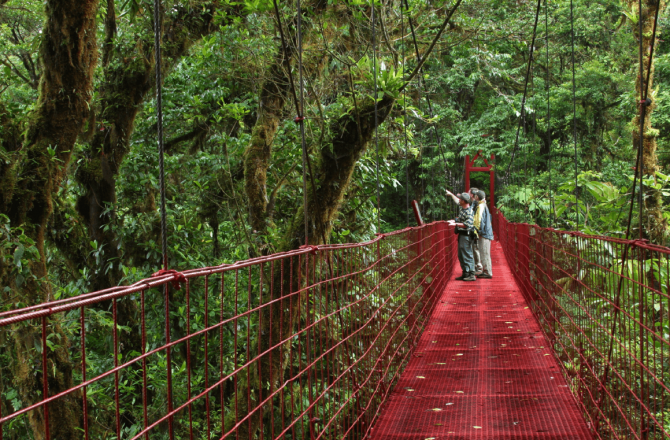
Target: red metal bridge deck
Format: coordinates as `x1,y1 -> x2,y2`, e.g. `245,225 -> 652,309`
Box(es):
369,240 -> 592,439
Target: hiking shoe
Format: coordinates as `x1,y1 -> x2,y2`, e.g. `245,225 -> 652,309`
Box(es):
477,273 -> 492,279
455,274 -> 466,280
474,270 -> 483,276
463,274 -> 477,281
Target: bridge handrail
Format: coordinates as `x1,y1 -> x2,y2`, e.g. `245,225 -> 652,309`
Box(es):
0,221 -> 456,440
0,225 -> 427,324
494,209 -> 670,440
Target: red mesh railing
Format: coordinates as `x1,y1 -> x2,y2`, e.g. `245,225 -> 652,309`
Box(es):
494,210 -> 670,440
0,222 -> 455,439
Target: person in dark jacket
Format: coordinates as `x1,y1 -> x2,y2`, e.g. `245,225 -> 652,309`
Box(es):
448,187 -> 483,273
452,193 -> 477,282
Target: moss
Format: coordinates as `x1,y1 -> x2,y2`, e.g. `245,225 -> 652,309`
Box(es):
644,128 -> 660,138
78,157 -> 105,184
243,44 -> 293,237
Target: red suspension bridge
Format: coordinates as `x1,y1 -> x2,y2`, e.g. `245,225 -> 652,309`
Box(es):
0,210 -> 668,439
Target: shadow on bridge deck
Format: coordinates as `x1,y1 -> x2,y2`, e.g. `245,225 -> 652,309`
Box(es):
368,241 -> 592,440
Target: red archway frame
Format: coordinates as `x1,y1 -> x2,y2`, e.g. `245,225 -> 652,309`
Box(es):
464,150 -> 495,208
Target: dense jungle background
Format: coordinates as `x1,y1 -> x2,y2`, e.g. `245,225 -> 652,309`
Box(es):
1,0 -> 670,438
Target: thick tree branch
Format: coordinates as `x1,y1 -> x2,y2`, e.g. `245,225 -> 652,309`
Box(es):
74,2 -> 242,291
399,0 -> 463,92
244,1 -> 327,241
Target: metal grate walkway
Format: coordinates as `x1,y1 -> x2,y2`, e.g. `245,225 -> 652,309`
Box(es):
368,240 -> 592,439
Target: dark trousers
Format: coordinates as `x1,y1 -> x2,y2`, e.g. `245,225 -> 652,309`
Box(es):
458,234 -> 475,275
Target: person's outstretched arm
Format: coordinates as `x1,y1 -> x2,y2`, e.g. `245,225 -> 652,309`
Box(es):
445,189 -> 459,205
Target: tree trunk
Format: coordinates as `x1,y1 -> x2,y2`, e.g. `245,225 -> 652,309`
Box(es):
226,93 -> 396,438
243,1 -> 329,246
1,0 -> 99,437
0,104 -> 22,213
243,42 -> 294,242
74,3 -> 231,292
629,0 -> 669,244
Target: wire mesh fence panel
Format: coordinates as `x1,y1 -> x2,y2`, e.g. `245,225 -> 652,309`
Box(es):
494,209 -> 670,440
0,222 -> 456,440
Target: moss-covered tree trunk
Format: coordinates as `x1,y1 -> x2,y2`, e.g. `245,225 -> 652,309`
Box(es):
243,45 -> 293,243
0,104 -> 23,213
243,1 -> 328,248
282,95 -> 396,251
227,93 -> 396,438
629,0 -> 669,244
75,3 -> 225,291
1,0 -> 99,437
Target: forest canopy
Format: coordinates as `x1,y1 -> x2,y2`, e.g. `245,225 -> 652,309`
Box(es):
2,0 -> 668,293
0,0 -> 669,436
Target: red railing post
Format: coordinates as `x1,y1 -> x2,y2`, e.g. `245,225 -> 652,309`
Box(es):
489,153 -> 495,208
41,317 -> 49,440
638,246 -> 647,440
464,154 -> 471,191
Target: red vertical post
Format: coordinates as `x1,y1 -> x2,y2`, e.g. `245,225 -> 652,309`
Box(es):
489,154 -> 495,208
412,200 -> 424,226
42,317 -> 50,440
464,155 -> 471,191
517,224 -> 531,302
441,223 -> 447,284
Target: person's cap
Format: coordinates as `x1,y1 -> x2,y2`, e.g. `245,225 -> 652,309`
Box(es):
477,190 -> 486,199
457,193 -> 471,203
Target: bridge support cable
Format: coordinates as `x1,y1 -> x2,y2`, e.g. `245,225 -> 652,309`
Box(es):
595,0 -> 662,433
545,0 -> 554,227
150,0 -> 177,436
504,0 -> 542,220
635,0 -> 661,239
152,0 -> 167,273
271,0 -> 312,245
402,5 -> 410,227
638,0 -> 644,240
569,0 -> 579,231
395,0 -> 462,221
372,1 -> 381,231
297,0 -> 309,246
402,0 -> 452,220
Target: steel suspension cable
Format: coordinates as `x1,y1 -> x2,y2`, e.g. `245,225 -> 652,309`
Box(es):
153,0 -> 168,271
151,0 -> 175,437
271,0 -> 314,244
402,6 -> 410,227
505,0 -> 543,180
372,1 -> 381,230
638,0 -> 661,238
545,0 -> 553,227
569,0 -> 579,230
403,0 -> 451,194
297,0 -> 309,245
616,0 -> 661,243
294,2 -> 316,433
596,1 -> 661,425
394,0 -> 462,219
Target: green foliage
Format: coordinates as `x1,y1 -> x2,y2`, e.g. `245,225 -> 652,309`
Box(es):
0,214 -> 40,294
1,0 -> 670,437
